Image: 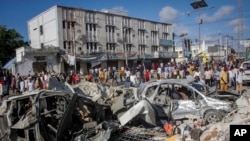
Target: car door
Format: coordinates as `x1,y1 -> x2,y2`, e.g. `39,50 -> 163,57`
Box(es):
171,84 -> 203,120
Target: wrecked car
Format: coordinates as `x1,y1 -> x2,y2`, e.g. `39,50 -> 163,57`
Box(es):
0,90 -> 119,141
72,82 -> 155,127
0,79 -> 168,141
140,79 -> 239,124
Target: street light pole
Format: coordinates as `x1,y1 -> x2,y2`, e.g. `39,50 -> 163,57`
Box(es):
190,0 -> 208,50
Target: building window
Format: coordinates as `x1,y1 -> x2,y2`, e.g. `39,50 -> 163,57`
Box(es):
139,45 -> 146,55
151,46 -> 158,52
86,23 -> 96,31
138,20 -> 145,29
106,43 -> 116,53
63,41 -> 67,49
106,26 -> 115,33
138,29 -> 146,45
105,14 -> 114,25
162,33 -> 169,39
124,44 -> 132,53
162,24 -> 168,33
85,12 -> 96,23
39,25 -> 43,35
86,42 -> 97,53
123,17 -> 130,27
41,43 -> 44,48
151,23 -> 158,31
63,21 -> 66,29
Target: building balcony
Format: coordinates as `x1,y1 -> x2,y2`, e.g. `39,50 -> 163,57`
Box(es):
24,46 -> 60,54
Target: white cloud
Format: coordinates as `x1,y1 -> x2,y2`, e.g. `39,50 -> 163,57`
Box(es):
228,18 -> 244,26
233,25 -> 246,33
100,6 -> 128,16
173,24 -> 190,36
159,6 -> 178,23
200,5 -> 234,23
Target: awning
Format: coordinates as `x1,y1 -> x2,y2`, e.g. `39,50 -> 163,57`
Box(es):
3,57 -> 16,70
61,55 -> 75,66
91,61 -> 101,68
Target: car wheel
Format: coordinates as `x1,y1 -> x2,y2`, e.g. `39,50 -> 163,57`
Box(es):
204,110 -> 223,124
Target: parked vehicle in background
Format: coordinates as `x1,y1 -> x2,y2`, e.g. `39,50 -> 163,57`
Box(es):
240,61 -> 250,85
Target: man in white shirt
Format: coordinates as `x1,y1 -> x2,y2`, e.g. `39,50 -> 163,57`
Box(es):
236,66 -> 244,94
228,67 -> 234,89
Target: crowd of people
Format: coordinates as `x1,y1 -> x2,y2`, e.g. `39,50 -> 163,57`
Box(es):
81,59 -> 245,95
1,58 -> 246,97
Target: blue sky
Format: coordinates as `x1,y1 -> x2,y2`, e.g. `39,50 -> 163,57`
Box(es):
1,0 -> 250,49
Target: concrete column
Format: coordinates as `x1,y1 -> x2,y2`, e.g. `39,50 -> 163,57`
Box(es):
80,61 -> 87,74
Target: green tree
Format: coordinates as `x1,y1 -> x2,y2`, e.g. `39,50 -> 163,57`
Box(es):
0,25 -> 28,65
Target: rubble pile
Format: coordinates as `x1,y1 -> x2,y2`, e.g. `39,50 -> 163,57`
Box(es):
198,94 -> 250,141
1,79 -> 249,141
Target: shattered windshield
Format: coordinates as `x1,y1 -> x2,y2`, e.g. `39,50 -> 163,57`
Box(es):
189,82 -> 213,95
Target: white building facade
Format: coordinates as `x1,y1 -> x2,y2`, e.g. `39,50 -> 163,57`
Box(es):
175,40 -> 232,63
27,5 -> 176,73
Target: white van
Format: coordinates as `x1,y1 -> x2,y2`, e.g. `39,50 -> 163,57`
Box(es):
240,61 -> 250,84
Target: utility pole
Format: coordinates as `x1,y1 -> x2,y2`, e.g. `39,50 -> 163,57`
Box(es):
226,35 -> 228,62
124,28 -> 128,67
73,29 -> 76,72
219,32 -> 221,60
237,0 -> 243,59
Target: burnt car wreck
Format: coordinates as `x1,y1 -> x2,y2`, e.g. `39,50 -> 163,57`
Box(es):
0,78 -> 241,141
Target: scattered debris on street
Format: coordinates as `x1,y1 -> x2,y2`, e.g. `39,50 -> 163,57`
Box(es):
0,79 -> 249,141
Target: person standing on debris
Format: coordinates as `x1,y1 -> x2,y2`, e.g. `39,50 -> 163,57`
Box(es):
139,78 -> 146,93
11,75 -> 16,94
204,67 -> 212,86
28,78 -> 34,92
236,66 -> 244,94
19,77 -> 24,93
130,71 -> 138,86
124,77 -> 133,88
99,69 -> 105,83
111,70 -> 118,86
214,68 -> 220,90
125,68 -> 131,79
144,69 -> 150,82
228,66 -> 235,89
24,77 -> 29,92
118,68 -> 124,82
104,69 -> 109,83
220,67 -> 228,91
34,77 -> 40,89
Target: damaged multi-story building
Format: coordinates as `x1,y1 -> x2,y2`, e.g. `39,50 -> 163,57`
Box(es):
14,5 -> 176,75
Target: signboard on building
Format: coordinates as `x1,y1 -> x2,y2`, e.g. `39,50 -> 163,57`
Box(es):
159,39 -> 174,46
240,40 -> 250,48
207,46 -> 219,53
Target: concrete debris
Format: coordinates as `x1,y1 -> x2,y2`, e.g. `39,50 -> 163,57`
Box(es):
1,79 -> 249,141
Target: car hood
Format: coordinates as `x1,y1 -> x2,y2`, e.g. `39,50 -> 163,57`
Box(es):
205,96 -> 233,112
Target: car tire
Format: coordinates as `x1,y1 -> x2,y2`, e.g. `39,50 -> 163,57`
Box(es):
204,110 -> 223,124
